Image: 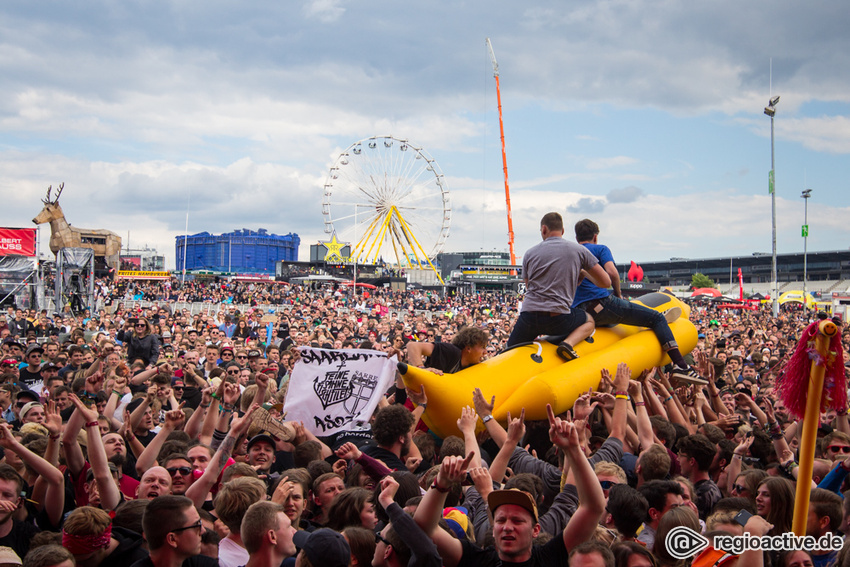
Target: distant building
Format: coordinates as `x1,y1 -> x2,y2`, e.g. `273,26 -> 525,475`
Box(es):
175,229 -> 299,274
120,246 -> 166,272
624,250 -> 850,287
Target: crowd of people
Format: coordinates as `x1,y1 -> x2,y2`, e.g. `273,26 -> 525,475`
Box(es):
0,215 -> 847,567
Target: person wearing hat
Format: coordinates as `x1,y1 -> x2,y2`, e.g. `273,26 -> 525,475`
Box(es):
0,546 -> 21,567
290,528 -> 349,567
19,402 -> 45,426
413,405 -> 605,567
247,350 -> 267,374
18,345 -> 43,388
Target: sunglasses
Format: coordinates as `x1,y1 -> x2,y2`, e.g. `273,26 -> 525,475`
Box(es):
227,370 -> 239,375
375,532 -> 390,546
171,519 -> 203,533
167,466 -> 192,476
731,484 -> 748,493
599,480 -> 617,490
173,386 -> 184,391
221,352 -> 233,356
236,356 -> 247,360
828,446 -> 850,454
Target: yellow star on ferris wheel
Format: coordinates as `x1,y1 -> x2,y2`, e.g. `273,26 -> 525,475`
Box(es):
321,233 -> 346,263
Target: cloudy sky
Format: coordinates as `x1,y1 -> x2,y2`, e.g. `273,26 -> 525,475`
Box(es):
3,1 -> 849,270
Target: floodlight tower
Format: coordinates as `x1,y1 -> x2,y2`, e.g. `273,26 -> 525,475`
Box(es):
764,95 -> 780,317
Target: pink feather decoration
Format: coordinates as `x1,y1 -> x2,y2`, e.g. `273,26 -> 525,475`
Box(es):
777,321 -> 846,419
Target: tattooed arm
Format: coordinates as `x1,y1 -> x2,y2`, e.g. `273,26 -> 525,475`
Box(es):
185,404 -> 258,508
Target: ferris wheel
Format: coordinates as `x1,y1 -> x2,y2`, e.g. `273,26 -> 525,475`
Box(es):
321,135 -> 451,277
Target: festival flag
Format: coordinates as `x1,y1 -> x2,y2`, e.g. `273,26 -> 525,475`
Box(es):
283,347 -> 397,436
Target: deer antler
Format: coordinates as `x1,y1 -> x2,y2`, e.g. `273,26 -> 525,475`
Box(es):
54,182 -> 64,202
43,185 -> 52,204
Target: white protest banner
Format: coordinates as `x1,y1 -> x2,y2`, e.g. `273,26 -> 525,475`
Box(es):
283,347 -> 397,436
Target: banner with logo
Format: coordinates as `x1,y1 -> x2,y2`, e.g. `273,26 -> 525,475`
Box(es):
283,348 -> 397,436
0,228 -> 36,257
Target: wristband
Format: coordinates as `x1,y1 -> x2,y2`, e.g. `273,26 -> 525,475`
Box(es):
732,454 -> 743,460
613,391 -> 628,397
430,480 -> 449,493
49,434 -> 60,440
85,421 -> 99,428
220,405 -> 234,413
419,403 -> 427,410
635,402 -> 646,407
481,414 -> 494,424
615,394 -> 629,400
664,396 -> 673,403
200,403 -> 211,409
210,392 -> 221,401
112,390 -> 124,397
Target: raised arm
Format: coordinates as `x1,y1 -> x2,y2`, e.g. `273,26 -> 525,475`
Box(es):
547,405 -> 605,550
489,409 -> 525,484
135,408 -> 186,476
628,379 -> 654,452
69,394 -> 121,512
473,387 -> 507,447
456,405 -> 482,469
185,404 -> 258,508
413,453 -> 473,567
0,423 -> 65,527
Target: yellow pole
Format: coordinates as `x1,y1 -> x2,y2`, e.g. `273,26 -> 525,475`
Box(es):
792,319 -> 838,536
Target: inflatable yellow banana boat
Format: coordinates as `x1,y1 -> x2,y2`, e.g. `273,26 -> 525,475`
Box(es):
398,292 -> 697,438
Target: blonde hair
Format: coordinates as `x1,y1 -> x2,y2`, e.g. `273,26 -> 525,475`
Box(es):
594,461 -> 627,484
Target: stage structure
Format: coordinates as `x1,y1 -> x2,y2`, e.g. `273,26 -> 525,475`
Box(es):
55,248 -> 95,315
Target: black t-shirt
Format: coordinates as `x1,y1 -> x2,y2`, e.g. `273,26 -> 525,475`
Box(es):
361,445 -> 407,472
18,368 -> 42,388
425,342 -> 464,373
458,533 -> 569,567
131,553 -> 219,567
108,528 -> 152,567
0,519 -> 40,559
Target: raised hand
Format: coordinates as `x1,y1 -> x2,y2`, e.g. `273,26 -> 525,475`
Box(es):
505,409 -> 526,446
164,407 -> 186,430
472,388 -> 494,417
435,451 -> 475,489
44,401 -> 62,437
335,442 -> 362,461
406,384 -> 427,407
457,406 -> 479,434
70,393 -> 98,423
613,362 -> 631,391
378,475 -> 400,509
573,389 -> 598,421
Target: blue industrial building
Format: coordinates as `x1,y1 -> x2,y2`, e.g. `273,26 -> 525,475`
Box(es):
175,229 -> 300,274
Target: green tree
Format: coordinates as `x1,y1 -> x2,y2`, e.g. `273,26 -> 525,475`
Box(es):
691,273 -> 716,289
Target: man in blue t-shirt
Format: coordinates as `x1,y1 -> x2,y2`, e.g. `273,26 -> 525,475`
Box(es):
572,219 -> 703,382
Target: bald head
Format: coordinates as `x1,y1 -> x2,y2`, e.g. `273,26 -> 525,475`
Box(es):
136,466 -> 172,500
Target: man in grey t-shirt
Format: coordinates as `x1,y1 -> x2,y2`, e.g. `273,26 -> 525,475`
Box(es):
506,212 -> 611,360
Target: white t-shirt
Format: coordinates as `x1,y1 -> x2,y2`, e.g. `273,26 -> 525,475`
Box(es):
218,536 -> 249,567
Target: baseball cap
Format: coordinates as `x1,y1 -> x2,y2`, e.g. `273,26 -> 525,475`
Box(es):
487,489 -> 538,523
220,345 -> 234,353
247,349 -> 262,358
292,528 -> 350,567
25,344 -> 44,357
246,434 -> 276,452
0,546 -> 22,566
20,402 -> 42,420
16,390 -> 39,403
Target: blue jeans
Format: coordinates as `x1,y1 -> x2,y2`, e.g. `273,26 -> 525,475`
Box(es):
577,295 -> 677,350
506,310 -> 589,347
